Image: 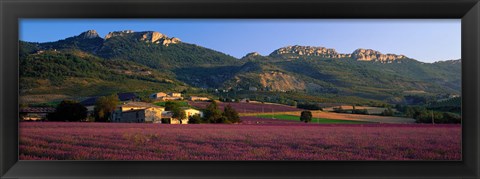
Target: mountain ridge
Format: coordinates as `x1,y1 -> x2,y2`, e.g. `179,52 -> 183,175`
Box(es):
23,29 -> 458,63
19,29 -> 461,105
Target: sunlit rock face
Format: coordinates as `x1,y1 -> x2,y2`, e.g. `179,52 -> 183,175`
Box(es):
105,30 -> 181,46
352,48 -> 405,63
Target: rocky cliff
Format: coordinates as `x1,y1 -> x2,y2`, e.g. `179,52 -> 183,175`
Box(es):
270,45 -> 350,58
104,30 -> 181,46
351,48 -> 405,63
269,45 -> 406,63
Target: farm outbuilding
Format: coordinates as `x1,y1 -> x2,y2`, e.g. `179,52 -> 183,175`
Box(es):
149,92 -> 167,99
111,102 -> 165,123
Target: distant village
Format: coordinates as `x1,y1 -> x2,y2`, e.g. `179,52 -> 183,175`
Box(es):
20,92 -> 213,124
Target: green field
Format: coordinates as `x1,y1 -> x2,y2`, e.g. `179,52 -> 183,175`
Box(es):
154,101 -> 189,107
256,114 -> 374,124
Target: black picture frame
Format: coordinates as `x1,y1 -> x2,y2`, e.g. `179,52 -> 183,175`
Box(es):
1,0 -> 479,178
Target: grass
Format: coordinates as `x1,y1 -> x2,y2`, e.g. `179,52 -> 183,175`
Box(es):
154,101 -> 189,107
256,114 -> 374,124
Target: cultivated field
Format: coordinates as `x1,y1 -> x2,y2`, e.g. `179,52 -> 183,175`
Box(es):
255,114 -> 373,124
189,101 -> 415,124
20,122 -> 461,160
188,101 -> 301,113
322,106 -> 394,114
267,111 -> 416,124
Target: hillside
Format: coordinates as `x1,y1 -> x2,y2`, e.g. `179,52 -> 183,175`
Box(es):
222,47 -> 460,103
19,30 -> 461,105
19,49 -> 188,103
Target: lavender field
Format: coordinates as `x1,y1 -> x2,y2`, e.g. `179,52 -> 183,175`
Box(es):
19,122 -> 461,160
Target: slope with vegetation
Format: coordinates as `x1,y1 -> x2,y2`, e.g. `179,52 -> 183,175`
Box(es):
20,30 -> 461,109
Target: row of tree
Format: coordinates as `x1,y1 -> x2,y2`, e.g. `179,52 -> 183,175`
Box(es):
397,106 -> 461,124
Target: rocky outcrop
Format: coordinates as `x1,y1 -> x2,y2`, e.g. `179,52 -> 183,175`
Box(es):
351,48 -> 405,63
140,31 -> 165,43
105,30 -> 135,39
258,71 -> 306,91
104,30 -> 181,46
78,30 -> 100,39
270,45 -> 351,58
269,45 -> 406,63
159,37 -> 181,46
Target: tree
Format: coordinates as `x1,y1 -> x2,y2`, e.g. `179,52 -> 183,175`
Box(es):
172,107 -> 186,124
222,104 -> 241,123
188,114 -> 202,124
164,101 -> 181,111
94,94 -> 119,122
300,111 -> 313,123
48,100 -> 87,122
204,101 -> 223,123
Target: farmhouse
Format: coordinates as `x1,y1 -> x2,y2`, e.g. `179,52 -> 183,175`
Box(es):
111,102 -> 165,123
159,107 -> 203,124
181,107 -> 204,118
189,96 -> 210,101
149,92 -> 183,101
19,107 -> 56,121
159,111 -> 188,124
149,92 -> 167,99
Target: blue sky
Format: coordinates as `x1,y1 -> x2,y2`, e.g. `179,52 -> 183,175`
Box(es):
19,19 -> 460,63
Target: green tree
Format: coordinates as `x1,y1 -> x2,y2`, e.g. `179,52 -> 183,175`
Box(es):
222,104 -> 241,123
204,101 -> 223,123
300,111 -> 313,123
172,107 -> 186,124
48,100 -> 87,122
94,94 -> 119,122
188,114 -> 202,124
164,101 -> 181,111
